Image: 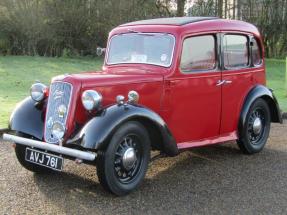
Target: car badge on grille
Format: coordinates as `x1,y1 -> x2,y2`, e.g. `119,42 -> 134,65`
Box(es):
53,90 -> 64,100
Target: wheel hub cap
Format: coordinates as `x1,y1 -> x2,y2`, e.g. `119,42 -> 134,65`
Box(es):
122,147 -> 136,170
253,117 -> 262,135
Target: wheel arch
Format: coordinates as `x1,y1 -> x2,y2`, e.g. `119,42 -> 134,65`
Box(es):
238,85 -> 282,136
9,97 -> 45,140
71,104 -> 179,156
131,116 -> 168,152
260,95 -> 282,123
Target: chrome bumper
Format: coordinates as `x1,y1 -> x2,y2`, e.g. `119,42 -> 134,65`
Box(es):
3,134 -> 96,161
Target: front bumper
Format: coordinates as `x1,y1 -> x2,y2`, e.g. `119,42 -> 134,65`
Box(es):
3,134 -> 96,161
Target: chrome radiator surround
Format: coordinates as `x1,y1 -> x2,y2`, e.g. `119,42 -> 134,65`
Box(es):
44,82 -> 73,144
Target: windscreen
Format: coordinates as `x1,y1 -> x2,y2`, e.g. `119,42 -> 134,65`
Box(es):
107,33 -> 175,67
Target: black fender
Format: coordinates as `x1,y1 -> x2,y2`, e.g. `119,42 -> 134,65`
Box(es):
73,104 -> 179,156
9,97 -> 45,140
239,85 -> 282,135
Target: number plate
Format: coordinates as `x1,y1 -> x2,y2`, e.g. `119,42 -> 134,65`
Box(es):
25,148 -> 63,171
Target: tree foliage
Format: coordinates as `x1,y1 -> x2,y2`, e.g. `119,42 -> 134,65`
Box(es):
187,0 -> 287,58
0,0 -> 286,58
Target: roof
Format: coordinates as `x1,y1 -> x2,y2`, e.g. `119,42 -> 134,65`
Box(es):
120,17 -> 219,27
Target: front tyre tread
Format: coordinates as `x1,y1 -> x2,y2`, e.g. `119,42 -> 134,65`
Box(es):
96,121 -> 150,196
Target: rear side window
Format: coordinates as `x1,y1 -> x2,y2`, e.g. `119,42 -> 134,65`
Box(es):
252,39 -> 262,66
223,35 -> 249,68
180,35 -> 216,73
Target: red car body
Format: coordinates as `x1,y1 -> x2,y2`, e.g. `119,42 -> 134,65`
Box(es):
4,17 -> 282,195
56,18 -> 266,147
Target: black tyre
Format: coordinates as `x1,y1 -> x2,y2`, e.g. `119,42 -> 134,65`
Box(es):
15,132 -> 52,173
96,121 -> 150,196
237,98 -> 271,154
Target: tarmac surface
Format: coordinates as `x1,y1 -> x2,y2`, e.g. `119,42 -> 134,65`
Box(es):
0,121 -> 286,215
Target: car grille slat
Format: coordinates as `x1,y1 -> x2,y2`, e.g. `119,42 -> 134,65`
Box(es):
44,82 -> 72,144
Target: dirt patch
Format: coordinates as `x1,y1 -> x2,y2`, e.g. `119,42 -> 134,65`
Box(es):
0,122 -> 287,214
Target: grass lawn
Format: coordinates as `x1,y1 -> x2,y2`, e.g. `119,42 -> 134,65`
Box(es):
266,58 -> 287,111
0,56 -> 103,128
0,56 -> 286,128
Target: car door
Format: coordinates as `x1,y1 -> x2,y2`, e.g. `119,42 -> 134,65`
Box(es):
220,33 -> 257,135
164,34 -> 222,143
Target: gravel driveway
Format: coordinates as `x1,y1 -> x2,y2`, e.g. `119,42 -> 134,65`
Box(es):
0,122 -> 287,215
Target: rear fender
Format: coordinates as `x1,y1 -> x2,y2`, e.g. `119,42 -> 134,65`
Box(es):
239,85 -> 282,136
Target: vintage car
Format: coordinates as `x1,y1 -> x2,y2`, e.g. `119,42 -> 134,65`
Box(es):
3,17 -> 282,196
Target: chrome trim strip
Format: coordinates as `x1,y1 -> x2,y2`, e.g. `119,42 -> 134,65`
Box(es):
3,134 -> 96,161
44,81 -> 73,144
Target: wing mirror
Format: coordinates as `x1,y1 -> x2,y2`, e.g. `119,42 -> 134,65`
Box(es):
96,47 -> 106,56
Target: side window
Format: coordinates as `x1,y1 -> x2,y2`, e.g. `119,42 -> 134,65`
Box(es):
223,35 -> 249,68
252,38 -> 262,66
180,35 -> 216,73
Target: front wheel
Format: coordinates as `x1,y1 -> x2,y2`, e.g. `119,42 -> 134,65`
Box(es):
96,121 -> 150,196
237,98 -> 271,154
15,132 -> 52,173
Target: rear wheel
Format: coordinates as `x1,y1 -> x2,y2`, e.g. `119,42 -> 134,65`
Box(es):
237,98 -> 271,154
96,121 -> 150,196
15,132 -> 52,173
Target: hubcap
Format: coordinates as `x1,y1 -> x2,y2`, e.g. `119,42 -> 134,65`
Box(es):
252,117 -> 262,135
114,136 -> 142,183
247,108 -> 266,144
122,147 -> 137,170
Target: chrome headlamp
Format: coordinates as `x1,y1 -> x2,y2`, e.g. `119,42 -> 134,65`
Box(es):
82,90 -> 102,111
51,121 -> 65,140
30,83 -> 47,102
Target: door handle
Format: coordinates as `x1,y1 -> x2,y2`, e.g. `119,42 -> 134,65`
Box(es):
216,80 -> 226,86
225,80 -> 232,84
216,80 -> 232,86
166,80 -> 178,87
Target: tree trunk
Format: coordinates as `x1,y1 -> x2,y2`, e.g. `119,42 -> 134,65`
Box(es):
224,0 -> 227,18
218,0 -> 223,18
237,0 -> 241,19
177,0 -> 186,17
233,0 -> 236,19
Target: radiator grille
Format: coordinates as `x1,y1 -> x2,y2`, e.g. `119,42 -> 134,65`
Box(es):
44,82 -> 72,143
